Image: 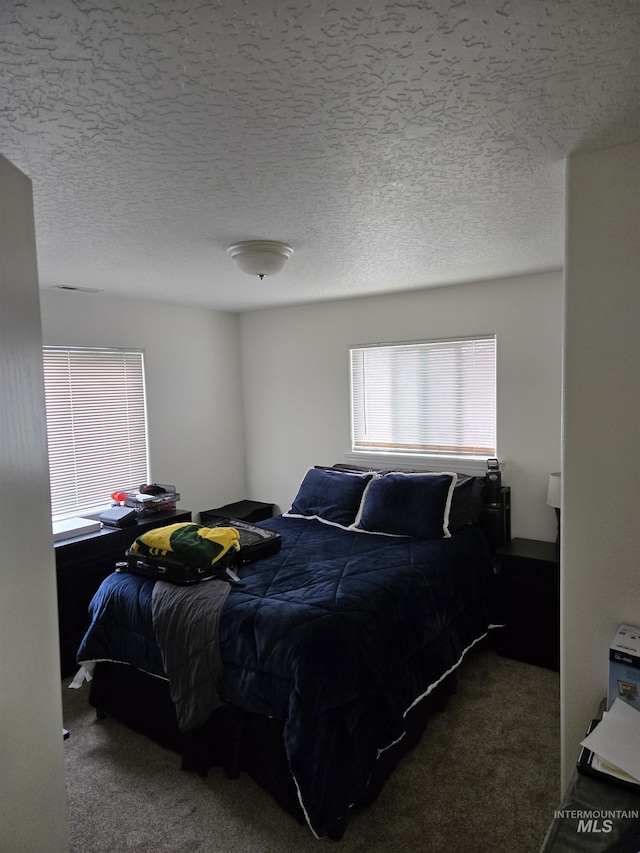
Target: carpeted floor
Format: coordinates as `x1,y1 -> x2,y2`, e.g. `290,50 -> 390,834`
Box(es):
62,643 -> 560,852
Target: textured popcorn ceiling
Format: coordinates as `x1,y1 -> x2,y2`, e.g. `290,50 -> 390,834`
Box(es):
1,1 -> 639,311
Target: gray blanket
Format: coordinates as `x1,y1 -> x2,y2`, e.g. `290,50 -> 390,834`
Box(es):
151,578 -> 231,732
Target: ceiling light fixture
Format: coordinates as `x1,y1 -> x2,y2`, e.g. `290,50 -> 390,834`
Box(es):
226,240 -> 294,280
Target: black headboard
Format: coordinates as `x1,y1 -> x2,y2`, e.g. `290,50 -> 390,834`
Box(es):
478,485 -> 511,551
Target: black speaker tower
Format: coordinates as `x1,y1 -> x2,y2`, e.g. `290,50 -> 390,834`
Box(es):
485,458 -> 501,504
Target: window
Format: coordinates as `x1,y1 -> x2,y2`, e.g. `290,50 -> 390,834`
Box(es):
43,347 -> 149,518
350,336 -> 496,459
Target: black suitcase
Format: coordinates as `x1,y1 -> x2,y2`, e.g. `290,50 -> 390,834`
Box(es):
118,519 -> 281,585
118,549 -> 241,585
201,516 -> 282,565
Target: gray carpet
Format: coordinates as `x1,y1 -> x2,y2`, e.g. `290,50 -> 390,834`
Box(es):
62,643 -> 560,852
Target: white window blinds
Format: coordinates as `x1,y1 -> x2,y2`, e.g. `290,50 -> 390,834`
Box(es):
43,347 -> 149,518
350,336 -> 496,458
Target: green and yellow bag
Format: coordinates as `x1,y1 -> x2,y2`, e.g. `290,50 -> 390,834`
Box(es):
123,522 -> 241,585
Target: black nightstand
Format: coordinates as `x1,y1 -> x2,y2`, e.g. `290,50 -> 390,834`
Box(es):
200,500 -> 274,525
494,537 -> 560,671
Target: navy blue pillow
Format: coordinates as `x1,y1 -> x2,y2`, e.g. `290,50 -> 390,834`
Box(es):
288,468 -> 373,526
354,472 -> 456,539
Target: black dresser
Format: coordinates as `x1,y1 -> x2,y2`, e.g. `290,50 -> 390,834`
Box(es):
55,508 -> 192,677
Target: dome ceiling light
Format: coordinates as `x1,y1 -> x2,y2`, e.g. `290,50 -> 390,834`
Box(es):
226,240 -> 294,280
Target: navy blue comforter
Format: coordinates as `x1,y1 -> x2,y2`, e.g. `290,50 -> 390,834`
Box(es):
78,515 -> 493,838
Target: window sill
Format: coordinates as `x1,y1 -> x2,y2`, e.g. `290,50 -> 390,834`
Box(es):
344,451 -> 489,474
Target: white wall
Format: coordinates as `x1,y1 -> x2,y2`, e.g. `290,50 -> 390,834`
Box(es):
0,157 -> 69,850
39,290 -> 247,519
561,140 -> 640,787
240,271 -> 563,541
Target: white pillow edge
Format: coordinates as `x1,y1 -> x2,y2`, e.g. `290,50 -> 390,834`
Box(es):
351,472 -> 381,529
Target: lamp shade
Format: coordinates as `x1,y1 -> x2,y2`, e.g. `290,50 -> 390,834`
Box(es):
227,240 -> 294,278
547,472 -> 562,508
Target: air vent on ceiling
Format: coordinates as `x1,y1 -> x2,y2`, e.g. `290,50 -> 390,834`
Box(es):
51,285 -> 103,293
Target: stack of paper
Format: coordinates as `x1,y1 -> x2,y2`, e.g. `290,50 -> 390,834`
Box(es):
580,699 -> 640,784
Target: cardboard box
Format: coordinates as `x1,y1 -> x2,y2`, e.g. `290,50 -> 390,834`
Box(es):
608,624 -> 640,711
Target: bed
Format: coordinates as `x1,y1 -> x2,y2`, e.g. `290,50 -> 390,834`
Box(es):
74,466 -> 501,840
